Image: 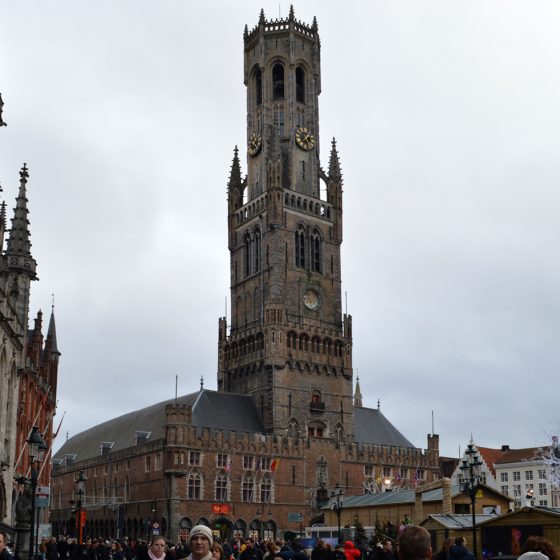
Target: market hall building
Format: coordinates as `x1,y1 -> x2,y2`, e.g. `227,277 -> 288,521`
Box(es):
51,7 -> 441,541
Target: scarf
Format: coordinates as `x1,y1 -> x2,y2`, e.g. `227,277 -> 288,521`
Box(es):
149,549 -> 165,560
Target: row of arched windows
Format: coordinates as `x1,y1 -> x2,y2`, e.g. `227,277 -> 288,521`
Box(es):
187,471 -> 273,503
255,64 -> 306,104
225,333 -> 265,361
287,331 -> 345,357
284,193 -> 331,218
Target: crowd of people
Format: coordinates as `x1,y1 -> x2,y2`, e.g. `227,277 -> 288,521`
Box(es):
0,526 -> 558,560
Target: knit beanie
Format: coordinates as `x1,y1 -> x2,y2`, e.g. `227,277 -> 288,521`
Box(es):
518,553 -> 549,560
189,525 -> 213,545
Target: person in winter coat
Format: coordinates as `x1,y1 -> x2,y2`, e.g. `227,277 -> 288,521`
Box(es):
447,538 -> 474,560
343,541 -> 360,560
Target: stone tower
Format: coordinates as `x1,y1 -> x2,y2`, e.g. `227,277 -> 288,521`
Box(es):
218,7 -> 353,440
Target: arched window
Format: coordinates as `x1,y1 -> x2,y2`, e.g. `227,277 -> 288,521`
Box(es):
188,473 -> 201,500
288,419 -> 299,438
255,67 -> 262,105
260,474 -> 272,503
296,66 -> 305,103
311,230 -> 321,273
334,424 -> 344,443
215,473 -> 228,501
295,228 -> 306,268
272,63 -> 284,100
242,475 -> 254,502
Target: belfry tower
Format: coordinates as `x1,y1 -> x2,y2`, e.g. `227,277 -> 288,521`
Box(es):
218,7 -> 353,440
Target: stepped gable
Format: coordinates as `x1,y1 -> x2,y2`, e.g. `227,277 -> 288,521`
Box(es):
354,406 -> 415,448
477,446 -> 510,476
54,389 -> 264,462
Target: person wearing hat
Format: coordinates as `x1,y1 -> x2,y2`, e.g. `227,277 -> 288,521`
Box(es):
188,526 -> 213,560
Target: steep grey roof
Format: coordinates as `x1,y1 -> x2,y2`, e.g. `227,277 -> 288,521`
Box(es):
54,390 -> 265,463
191,390 -> 264,432
353,407 -> 415,448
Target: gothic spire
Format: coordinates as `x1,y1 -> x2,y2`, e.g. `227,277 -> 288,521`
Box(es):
354,375 -> 363,408
6,163 -> 33,258
289,5 -> 295,21
312,16 -> 318,33
45,305 -> 59,356
259,9 -> 266,25
328,138 -> 342,181
228,146 -> 242,188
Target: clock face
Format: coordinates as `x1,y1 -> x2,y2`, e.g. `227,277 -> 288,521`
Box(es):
295,127 -> 316,151
303,289 -> 320,310
248,132 -> 262,156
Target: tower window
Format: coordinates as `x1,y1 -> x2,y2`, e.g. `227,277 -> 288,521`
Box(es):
274,105 -> 285,136
272,63 -> 285,100
295,229 -> 306,268
311,230 -> 322,273
244,233 -> 251,278
254,228 -> 261,272
255,67 -> 262,106
296,66 -> 305,103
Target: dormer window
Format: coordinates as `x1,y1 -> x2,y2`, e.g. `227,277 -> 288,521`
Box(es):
100,442 -> 114,456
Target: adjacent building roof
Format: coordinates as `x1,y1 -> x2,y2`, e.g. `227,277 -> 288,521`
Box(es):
54,391 -> 417,464
330,484 -> 466,509
422,514 -> 497,529
53,390 -> 265,463
477,446 -> 510,476
330,483 -> 509,510
493,447 -> 541,465
353,407 -> 415,448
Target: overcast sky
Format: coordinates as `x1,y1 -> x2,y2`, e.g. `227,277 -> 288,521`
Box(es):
1,1 -> 559,460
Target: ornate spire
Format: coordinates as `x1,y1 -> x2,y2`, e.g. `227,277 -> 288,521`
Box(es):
259,9 -> 266,25
328,137 -> 342,181
7,163 -> 33,259
312,16 -> 318,33
244,24 -> 249,40
289,5 -> 295,21
45,305 -> 60,357
228,146 -> 243,190
354,375 -> 363,408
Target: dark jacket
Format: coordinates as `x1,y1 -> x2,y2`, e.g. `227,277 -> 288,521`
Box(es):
448,546 -> 475,560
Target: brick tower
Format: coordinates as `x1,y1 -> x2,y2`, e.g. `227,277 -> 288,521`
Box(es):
218,7 -> 353,440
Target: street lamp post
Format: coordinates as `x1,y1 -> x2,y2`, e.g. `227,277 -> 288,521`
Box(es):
330,483 -> 344,542
459,444 -> 483,559
75,471 -> 86,544
27,427 -> 46,560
